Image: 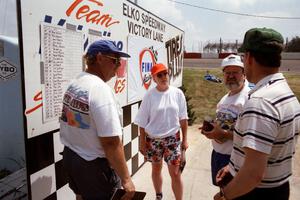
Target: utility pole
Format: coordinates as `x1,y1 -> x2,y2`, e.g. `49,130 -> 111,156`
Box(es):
219,37 -> 222,53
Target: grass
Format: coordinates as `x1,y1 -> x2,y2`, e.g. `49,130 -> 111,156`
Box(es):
285,73 -> 300,99
183,68 -> 300,124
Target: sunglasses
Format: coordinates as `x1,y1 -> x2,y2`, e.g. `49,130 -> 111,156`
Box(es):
157,72 -> 168,78
103,55 -> 121,65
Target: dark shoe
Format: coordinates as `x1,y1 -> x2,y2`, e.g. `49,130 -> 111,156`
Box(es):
156,193 -> 163,200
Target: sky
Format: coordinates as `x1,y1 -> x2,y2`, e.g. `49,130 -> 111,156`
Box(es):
1,0 -> 300,52
139,0 -> 300,52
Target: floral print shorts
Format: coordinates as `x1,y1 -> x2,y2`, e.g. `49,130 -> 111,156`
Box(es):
145,132 -> 181,165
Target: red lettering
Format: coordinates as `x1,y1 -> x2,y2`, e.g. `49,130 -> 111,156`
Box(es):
66,0 -> 120,28
88,0 -> 103,6
76,5 -> 90,19
86,10 -> 101,22
119,79 -> 126,93
34,91 -> 43,101
114,79 -> 126,94
25,91 -> 43,115
98,14 -> 119,27
66,0 -> 83,16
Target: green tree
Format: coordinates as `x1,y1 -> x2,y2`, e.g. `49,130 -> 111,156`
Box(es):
180,85 -> 197,125
285,36 -> 300,52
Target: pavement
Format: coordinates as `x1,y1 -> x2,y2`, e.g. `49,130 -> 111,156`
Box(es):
132,125 -> 300,200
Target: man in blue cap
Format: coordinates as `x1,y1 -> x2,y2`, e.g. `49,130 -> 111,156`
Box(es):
214,28 -> 300,200
60,40 -> 135,200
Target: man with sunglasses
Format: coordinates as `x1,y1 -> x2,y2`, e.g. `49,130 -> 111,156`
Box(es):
134,63 -> 188,200
201,54 -> 250,188
214,28 -> 300,200
60,40 -> 135,200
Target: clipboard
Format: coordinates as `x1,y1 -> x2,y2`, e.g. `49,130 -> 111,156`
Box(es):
110,188 -> 146,200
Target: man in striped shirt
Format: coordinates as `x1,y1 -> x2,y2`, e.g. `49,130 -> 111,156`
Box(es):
214,28 -> 300,200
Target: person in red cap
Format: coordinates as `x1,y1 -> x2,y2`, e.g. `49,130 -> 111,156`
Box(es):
60,40 -> 135,200
134,63 -> 188,200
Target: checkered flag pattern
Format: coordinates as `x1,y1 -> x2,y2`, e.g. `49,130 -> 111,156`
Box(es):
26,102 -> 144,200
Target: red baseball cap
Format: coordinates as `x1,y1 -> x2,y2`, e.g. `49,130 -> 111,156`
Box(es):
151,63 -> 168,76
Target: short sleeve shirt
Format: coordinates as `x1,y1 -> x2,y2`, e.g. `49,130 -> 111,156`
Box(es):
60,72 -> 122,161
134,86 -> 188,138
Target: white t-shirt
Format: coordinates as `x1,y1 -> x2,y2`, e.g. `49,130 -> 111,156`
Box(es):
212,83 -> 250,155
60,72 -> 122,161
134,86 -> 188,138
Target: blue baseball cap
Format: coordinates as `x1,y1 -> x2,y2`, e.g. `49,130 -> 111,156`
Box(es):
87,40 -> 130,58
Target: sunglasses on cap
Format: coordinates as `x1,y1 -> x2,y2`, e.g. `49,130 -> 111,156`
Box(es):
103,55 -> 121,65
157,71 -> 168,78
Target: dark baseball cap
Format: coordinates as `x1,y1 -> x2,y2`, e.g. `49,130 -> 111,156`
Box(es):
238,28 -> 284,53
87,40 -> 130,58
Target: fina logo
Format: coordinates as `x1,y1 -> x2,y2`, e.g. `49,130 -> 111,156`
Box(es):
139,48 -> 156,90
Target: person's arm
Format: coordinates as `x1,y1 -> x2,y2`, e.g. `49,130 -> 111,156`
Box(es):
100,136 -> 135,200
214,147 -> 268,200
139,127 -> 146,155
180,119 -> 188,150
222,129 -> 233,140
178,89 -> 188,150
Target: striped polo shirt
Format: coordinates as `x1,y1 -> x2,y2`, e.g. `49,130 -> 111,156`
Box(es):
229,73 -> 300,188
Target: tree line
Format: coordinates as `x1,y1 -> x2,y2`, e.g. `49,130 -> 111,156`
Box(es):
285,36 -> 300,52
201,36 -> 300,53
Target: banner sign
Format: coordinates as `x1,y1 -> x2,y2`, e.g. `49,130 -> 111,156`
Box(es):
19,0 -> 184,137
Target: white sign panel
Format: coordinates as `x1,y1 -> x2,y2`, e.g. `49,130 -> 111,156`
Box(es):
128,36 -> 166,103
41,23 -> 83,122
19,0 -> 183,138
123,2 -> 184,103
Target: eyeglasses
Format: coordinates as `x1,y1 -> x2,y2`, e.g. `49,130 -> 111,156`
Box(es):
223,71 -> 242,76
103,55 -> 121,66
157,72 -> 168,78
